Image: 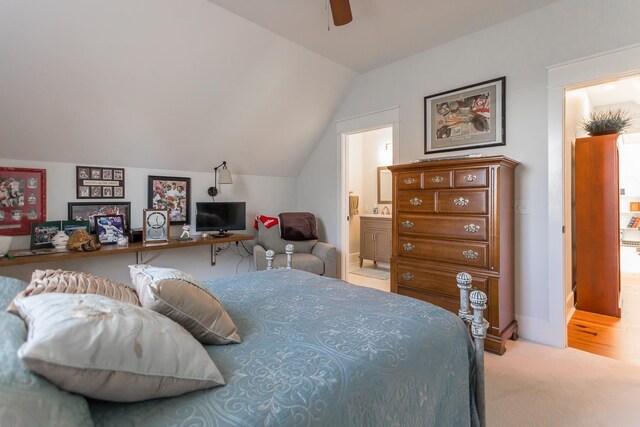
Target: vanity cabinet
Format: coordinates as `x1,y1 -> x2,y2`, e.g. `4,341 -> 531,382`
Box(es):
359,216 -> 392,267
389,156 -> 519,354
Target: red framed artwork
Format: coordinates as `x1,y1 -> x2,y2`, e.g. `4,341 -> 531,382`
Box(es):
0,167 -> 47,235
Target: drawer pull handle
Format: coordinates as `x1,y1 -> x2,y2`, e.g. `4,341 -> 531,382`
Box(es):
409,197 -> 422,206
463,250 -> 479,260
402,272 -> 414,281
404,178 -> 415,185
453,197 -> 469,206
403,243 -> 415,252
402,220 -> 414,229
464,174 -> 477,182
464,224 -> 480,233
431,176 -> 444,183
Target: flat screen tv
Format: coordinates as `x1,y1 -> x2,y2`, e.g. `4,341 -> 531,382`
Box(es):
195,202 -> 246,237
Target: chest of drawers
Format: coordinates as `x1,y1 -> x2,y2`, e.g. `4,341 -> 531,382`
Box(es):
388,156 -> 519,354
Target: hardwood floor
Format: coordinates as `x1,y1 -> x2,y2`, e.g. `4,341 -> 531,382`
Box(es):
568,273 -> 640,364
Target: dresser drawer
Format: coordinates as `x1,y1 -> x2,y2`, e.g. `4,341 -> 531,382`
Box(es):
398,236 -> 488,268
397,172 -> 422,190
423,170 -> 453,189
396,263 -> 488,299
397,191 -> 436,213
397,287 -> 462,315
397,214 -> 488,241
437,190 -> 488,214
454,168 -> 488,188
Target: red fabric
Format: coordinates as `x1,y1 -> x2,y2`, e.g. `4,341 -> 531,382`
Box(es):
253,215 -> 279,229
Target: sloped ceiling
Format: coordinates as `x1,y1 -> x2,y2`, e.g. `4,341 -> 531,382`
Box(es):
209,0 -> 559,72
0,0 -> 355,177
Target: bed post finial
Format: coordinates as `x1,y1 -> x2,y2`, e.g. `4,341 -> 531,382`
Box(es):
470,289 -> 488,427
285,244 -> 294,269
456,272 -> 472,319
266,250 -> 275,269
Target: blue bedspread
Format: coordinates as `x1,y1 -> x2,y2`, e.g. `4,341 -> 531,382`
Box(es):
2,269 -> 478,426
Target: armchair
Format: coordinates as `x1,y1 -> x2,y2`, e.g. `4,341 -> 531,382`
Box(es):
252,216 -> 337,278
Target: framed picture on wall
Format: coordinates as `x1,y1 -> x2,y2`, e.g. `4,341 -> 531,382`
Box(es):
0,167 -> 46,236
148,176 -> 190,225
76,166 -> 125,199
424,76 -> 506,154
68,202 -> 131,233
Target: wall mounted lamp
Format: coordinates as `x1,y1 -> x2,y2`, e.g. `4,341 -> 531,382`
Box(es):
207,161 -> 232,200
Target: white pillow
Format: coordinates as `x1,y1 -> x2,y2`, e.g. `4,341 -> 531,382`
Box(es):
129,265 -> 241,345
15,293 -> 225,402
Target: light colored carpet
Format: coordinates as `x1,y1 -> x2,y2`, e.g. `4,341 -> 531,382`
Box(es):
486,340 -> 640,426
350,267 -> 390,280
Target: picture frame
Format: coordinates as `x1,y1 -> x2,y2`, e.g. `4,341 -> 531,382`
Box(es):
0,167 -> 46,236
68,202 -> 131,233
76,165 -> 125,199
94,214 -> 125,245
424,76 -> 506,154
148,175 -> 190,225
30,221 -> 61,250
61,220 -> 90,237
143,209 -> 170,243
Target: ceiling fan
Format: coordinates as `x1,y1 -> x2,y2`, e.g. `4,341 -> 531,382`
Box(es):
329,0 -> 352,26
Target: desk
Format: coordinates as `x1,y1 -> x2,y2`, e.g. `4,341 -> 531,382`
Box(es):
0,234 -> 254,268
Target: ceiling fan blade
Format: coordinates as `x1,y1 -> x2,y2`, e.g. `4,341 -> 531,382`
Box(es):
329,0 -> 352,26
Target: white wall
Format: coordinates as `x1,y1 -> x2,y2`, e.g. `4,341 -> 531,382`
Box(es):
0,157 -> 297,283
361,127 -> 393,214
298,0 -> 640,345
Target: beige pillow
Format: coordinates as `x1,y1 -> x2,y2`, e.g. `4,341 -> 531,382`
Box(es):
7,269 -> 139,314
129,265 -> 241,345
15,293 -> 225,402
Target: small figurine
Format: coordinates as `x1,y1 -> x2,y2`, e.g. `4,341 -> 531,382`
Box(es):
179,225 -> 191,240
201,233 -> 209,239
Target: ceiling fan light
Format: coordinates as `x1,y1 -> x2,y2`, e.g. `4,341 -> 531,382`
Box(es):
329,0 -> 352,26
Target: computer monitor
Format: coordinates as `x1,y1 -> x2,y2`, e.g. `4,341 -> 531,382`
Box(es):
195,202 -> 246,237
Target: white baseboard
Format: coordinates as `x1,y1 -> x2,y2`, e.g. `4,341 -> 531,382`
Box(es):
566,291 -> 576,323
349,253 -> 360,264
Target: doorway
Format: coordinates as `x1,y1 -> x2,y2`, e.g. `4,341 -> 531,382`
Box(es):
565,76 -> 640,364
344,126 -> 393,292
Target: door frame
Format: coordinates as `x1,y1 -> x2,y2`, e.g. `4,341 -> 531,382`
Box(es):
336,107 -> 400,280
547,43 -> 640,348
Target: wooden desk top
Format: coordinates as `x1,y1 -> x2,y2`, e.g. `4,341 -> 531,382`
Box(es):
0,234 -> 254,268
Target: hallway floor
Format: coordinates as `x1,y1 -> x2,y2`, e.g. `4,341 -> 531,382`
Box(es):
568,272 -> 640,365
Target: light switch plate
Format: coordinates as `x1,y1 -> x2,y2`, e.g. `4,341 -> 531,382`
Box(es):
515,200 -> 529,215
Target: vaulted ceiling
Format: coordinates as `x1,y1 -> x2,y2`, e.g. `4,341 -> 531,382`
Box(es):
208,0 -> 559,72
0,0 -> 558,177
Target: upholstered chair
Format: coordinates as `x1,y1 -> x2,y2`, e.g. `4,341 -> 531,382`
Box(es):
252,220 -> 337,278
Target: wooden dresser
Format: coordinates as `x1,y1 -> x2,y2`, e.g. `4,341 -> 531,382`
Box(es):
388,156 -> 519,354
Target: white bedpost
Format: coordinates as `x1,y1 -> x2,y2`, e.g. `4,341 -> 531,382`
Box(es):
456,272 -> 488,427
285,244 -> 294,269
266,250 -> 275,270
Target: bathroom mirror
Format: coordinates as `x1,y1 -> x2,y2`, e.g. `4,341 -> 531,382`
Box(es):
377,166 -> 392,204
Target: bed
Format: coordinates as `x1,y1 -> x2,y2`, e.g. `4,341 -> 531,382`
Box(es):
0,267 -> 485,426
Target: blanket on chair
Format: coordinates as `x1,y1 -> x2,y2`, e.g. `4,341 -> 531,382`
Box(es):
279,212 -> 318,241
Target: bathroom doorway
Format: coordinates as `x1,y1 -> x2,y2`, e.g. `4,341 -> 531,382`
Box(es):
344,126 -> 393,292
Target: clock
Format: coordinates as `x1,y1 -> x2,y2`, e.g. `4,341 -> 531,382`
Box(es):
143,209 -> 170,243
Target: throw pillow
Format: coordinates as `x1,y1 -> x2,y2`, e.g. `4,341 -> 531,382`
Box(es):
15,293 -> 225,402
129,264 -> 241,345
0,277 -> 93,427
6,269 -> 139,314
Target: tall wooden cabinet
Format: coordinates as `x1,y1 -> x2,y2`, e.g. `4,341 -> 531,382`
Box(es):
388,156 -> 519,355
575,134 -> 620,317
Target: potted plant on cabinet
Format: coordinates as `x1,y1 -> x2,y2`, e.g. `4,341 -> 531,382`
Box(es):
581,108 -> 633,136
